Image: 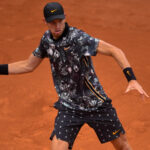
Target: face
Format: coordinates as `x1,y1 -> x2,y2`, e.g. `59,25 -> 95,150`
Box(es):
46,19 -> 66,40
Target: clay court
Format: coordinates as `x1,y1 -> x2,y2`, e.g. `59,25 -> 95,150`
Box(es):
0,0 -> 150,149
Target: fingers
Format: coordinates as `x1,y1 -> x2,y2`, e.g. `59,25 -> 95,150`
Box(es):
140,88 -> 149,98
125,87 -> 129,93
125,86 -> 134,93
137,86 -> 145,95
136,84 -> 149,98
125,84 -> 149,98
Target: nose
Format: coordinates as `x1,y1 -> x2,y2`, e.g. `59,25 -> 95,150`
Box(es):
55,22 -> 61,29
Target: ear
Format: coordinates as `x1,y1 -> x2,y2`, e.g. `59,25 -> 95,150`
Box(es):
42,18 -> 47,24
64,14 -> 67,18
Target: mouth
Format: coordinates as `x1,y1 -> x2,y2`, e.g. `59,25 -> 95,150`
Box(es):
54,30 -> 62,34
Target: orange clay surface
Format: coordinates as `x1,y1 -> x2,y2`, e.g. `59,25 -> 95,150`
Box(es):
0,0 -> 150,150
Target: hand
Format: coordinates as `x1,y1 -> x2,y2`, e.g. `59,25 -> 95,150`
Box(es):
125,80 -> 149,98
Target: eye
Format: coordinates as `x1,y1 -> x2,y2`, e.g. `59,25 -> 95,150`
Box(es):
50,21 -> 55,25
58,19 -> 64,23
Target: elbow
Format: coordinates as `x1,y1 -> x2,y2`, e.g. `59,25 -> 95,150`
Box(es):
24,59 -> 38,73
25,62 -> 35,73
26,66 -> 35,73
111,47 -> 125,58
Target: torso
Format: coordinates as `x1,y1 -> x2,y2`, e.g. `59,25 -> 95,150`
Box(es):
33,24 -> 111,111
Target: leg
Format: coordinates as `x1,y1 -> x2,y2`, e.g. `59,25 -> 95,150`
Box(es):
111,133 -> 132,150
51,135 -> 69,150
50,109 -> 84,150
87,106 -> 131,149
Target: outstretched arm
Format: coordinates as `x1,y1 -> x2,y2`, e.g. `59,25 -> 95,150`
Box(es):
0,54 -> 43,75
97,40 -> 149,98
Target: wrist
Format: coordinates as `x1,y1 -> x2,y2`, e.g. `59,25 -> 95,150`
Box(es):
0,64 -> 9,75
123,67 -> 136,82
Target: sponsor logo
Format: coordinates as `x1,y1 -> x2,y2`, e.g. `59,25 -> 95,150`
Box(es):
112,129 -> 120,135
127,70 -> 131,76
64,46 -> 70,51
51,9 -> 57,13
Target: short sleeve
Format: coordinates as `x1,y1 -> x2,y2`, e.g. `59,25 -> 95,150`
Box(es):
32,34 -> 48,58
77,30 -> 100,56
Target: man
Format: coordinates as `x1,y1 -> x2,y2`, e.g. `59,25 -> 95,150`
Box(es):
0,2 -> 149,150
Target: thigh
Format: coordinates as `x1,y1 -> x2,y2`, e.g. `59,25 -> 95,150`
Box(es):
87,107 -> 125,143
51,135 -> 69,150
50,110 -> 84,150
111,133 -> 132,150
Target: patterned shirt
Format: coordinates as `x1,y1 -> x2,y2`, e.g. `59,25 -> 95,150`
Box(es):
33,23 -> 111,111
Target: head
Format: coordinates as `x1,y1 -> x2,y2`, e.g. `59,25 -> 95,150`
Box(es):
43,2 -> 66,39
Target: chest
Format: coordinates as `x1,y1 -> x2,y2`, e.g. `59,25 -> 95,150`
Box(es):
46,38 -> 81,64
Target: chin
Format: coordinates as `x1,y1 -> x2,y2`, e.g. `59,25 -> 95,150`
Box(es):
55,32 -> 63,37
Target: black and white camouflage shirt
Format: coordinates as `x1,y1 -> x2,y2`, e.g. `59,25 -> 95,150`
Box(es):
33,23 -> 111,111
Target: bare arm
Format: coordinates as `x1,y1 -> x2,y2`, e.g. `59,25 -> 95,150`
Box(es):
97,40 -> 130,69
8,54 -> 43,75
97,40 -> 149,98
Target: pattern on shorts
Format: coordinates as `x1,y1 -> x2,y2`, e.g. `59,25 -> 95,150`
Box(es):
33,23 -> 111,111
50,105 -> 125,149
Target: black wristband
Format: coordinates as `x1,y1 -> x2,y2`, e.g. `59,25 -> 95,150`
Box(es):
0,64 -> 9,75
123,67 -> 136,82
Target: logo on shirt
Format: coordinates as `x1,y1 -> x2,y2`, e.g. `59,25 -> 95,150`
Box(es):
64,46 -> 70,51
51,9 -> 57,13
112,129 -> 120,135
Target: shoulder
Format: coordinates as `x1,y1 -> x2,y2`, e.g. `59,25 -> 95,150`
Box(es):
41,30 -> 51,41
69,26 -> 85,36
40,30 -> 53,47
68,26 -> 88,42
